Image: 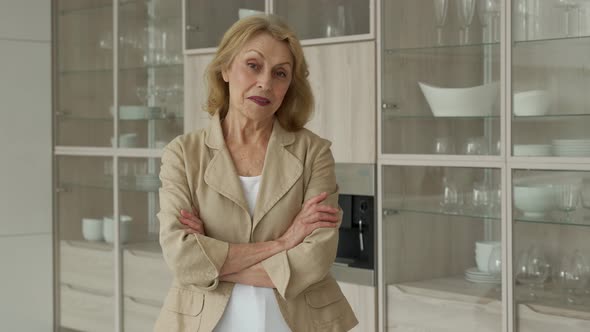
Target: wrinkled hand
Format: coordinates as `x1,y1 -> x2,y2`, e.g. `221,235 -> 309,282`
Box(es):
178,207 -> 206,236
279,192 -> 340,250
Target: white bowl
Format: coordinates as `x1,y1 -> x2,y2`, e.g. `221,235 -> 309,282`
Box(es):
238,8 -> 264,19
82,218 -> 104,241
513,144 -> 552,156
475,241 -> 500,272
110,106 -> 162,120
513,185 -> 555,218
418,81 -> 499,117
110,133 -> 137,148
103,215 -> 132,244
513,90 -> 550,116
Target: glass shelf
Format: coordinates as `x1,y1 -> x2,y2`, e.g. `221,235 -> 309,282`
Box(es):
58,63 -> 182,75
384,207 -> 500,222
384,41 -> 500,54
59,1 -> 135,15
515,216 -> 590,228
514,35 -> 590,47
383,194 -> 501,221
56,113 -> 184,121
60,175 -> 161,193
513,113 -> 590,120
383,112 -> 500,120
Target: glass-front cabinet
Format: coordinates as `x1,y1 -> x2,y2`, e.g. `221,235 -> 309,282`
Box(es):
54,1 -> 181,331
184,0 -> 373,53
380,0 -> 590,331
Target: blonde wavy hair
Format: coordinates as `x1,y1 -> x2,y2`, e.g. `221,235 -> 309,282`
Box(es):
204,14 -> 314,132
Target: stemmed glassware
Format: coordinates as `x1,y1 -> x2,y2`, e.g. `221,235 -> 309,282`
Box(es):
433,0 -> 449,45
555,184 -> 581,223
478,0 -> 500,42
558,250 -> 589,305
457,0 -> 477,44
440,176 -> 463,214
555,0 -> 582,37
488,245 -> 502,291
516,246 -> 550,300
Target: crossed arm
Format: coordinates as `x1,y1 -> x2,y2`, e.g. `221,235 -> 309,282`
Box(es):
177,191 -> 339,288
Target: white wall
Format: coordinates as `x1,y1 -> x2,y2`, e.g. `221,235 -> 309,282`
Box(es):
0,1 -> 53,331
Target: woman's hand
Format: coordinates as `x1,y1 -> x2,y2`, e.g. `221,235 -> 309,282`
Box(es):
278,192 -> 340,250
177,207 -> 206,236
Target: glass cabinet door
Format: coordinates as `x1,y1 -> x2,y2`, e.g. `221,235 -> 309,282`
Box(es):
273,0 -> 371,41
511,0 -> 590,157
382,0 -> 501,155
185,0 -> 265,50
117,0 -> 184,149
55,0 -> 114,146
56,155 -> 115,331
512,169 -> 590,331
119,157 -> 170,332
383,165 -> 503,331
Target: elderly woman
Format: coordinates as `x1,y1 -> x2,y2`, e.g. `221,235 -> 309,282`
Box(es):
154,14 -> 358,332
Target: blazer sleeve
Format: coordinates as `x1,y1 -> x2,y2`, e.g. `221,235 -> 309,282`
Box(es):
261,139 -> 341,300
158,139 -> 229,291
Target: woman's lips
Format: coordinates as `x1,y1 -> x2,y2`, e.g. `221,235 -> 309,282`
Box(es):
248,96 -> 271,106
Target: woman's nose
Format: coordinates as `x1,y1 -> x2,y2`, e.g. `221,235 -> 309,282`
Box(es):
257,72 -> 272,90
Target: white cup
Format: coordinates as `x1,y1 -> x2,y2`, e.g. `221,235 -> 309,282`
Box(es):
82,218 -> 104,241
475,241 -> 501,272
103,215 -> 132,243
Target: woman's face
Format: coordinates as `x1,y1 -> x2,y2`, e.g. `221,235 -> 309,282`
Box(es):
222,32 -> 293,123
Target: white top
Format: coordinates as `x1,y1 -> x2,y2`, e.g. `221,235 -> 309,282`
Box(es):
213,175 -> 291,332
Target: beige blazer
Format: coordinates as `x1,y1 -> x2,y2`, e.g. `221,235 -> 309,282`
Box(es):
154,113 -> 358,332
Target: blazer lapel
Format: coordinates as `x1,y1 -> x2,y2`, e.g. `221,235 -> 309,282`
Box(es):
203,113 -> 250,215
252,119 -> 303,230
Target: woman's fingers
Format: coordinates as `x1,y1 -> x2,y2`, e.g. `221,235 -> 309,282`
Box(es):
177,216 -> 204,232
303,211 -> 339,224
302,192 -> 328,209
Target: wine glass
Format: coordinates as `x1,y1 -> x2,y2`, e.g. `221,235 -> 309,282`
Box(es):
457,0 -> 477,44
488,245 -> 502,291
556,0 -> 581,37
478,0 -> 500,42
433,0 -> 449,45
558,250 -> 588,305
516,246 -> 549,300
136,86 -> 148,106
433,136 -> 455,154
440,176 -> 463,214
472,181 -> 491,216
555,184 -> 580,223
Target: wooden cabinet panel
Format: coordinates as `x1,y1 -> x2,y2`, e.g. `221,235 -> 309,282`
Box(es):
185,53 -> 214,133
124,296 -> 162,332
60,240 -> 113,293
123,243 -> 172,303
338,281 -> 376,332
304,42 -> 376,163
60,283 -> 113,332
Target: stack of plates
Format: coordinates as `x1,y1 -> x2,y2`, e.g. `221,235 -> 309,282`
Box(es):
552,139 -> 590,157
513,144 -> 552,156
464,267 -> 501,284
135,175 -> 161,191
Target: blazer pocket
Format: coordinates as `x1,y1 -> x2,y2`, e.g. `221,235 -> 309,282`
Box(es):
164,287 -> 205,316
305,281 -> 346,327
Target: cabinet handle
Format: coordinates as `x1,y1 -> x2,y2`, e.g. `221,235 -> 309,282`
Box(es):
62,283 -> 112,298
127,296 -> 162,308
185,24 -> 200,31
55,110 -> 71,117
381,102 -> 399,110
127,249 -> 162,259
382,208 -> 399,216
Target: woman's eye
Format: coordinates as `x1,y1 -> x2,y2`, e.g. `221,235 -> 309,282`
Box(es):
247,63 -> 258,70
276,71 -> 287,78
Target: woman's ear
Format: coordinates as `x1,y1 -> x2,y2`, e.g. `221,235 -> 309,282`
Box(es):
221,68 -> 229,83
